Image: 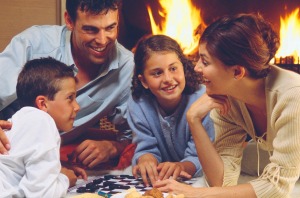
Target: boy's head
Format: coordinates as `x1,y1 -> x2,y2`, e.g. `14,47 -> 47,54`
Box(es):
17,57 -> 80,132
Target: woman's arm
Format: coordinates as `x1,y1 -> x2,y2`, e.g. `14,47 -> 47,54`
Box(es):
186,94 -> 229,186
154,179 -> 256,198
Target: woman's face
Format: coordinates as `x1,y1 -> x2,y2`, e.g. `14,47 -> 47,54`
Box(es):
195,43 -> 235,96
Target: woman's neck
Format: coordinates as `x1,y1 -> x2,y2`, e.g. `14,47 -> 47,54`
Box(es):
231,77 -> 266,109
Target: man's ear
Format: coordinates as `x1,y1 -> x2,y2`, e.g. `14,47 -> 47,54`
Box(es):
64,11 -> 74,31
35,95 -> 48,112
138,74 -> 149,89
233,65 -> 246,80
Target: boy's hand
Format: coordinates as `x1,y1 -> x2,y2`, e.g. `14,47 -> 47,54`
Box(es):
0,120 -> 12,154
132,153 -> 159,186
61,167 -> 81,187
70,166 -> 88,181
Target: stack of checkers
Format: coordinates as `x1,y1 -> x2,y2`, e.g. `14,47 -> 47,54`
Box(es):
99,116 -> 119,133
68,174 -> 197,196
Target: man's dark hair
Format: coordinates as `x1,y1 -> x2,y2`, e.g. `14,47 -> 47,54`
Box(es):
66,0 -> 122,22
17,57 -> 75,108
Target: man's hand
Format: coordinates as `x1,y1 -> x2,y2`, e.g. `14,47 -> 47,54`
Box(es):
67,140 -> 123,168
0,120 -> 12,154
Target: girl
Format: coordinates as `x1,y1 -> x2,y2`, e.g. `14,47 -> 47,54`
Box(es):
154,13 -> 300,198
127,35 -> 214,186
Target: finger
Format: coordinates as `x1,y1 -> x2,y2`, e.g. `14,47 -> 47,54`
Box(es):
74,145 -> 91,164
86,156 -> 104,168
73,166 -> 88,180
148,164 -> 158,186
157,163 -> 168,180
132,165 -> 140,178
139,165 -> 150,186
162,166 -> 175,180
179,170 -> 192,179
0,121 -> 12,153
172,168 -> 181,180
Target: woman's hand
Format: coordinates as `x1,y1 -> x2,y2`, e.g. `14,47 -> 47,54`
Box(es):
154,178 -> 200,198
187,94 -> 230,124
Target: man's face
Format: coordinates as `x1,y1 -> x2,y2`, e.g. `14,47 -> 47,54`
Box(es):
66,9 -> 119,66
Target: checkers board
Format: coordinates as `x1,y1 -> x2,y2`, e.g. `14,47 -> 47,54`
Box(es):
68,174 -> 197,197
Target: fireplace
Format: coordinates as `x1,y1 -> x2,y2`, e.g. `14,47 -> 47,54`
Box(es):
119,0 -> 300,72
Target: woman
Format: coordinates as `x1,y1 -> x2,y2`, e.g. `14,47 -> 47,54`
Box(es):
154,13 -> 300,198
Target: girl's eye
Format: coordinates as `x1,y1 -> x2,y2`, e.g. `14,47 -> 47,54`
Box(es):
151,71 -> 162,77
170,66 -> 177,72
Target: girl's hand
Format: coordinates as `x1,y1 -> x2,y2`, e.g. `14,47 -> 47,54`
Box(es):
157,162 -> 191,181
132,153 -> 159,186
187,94 -> 230,124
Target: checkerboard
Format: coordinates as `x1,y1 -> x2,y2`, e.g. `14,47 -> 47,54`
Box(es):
68,174 -> 197,197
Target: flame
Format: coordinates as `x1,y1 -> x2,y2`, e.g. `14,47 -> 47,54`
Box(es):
275,8 -> 300,64
146,0 -> 204,55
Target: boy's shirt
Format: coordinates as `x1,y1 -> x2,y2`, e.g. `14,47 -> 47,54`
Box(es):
0,107 -> 68,197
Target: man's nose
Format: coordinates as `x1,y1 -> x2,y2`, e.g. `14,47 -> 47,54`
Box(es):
95,30 -> 107,44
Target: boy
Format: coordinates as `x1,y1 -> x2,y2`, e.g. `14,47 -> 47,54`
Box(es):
0,57 -> 86,197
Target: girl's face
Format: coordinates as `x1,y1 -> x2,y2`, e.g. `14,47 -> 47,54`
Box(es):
139,52 -> 186,111
195,43 -> 235,96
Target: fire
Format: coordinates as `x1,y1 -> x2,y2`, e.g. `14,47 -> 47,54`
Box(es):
275,8 -> 300,64
146,0 -> 204,55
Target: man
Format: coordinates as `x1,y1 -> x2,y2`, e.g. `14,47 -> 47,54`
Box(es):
0,0 -> 134,168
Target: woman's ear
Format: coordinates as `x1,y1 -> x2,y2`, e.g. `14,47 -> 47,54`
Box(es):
35,95 -> 48,112
64,11 -> 74,31
138,74 -> 149,89
233,65 -> 246,80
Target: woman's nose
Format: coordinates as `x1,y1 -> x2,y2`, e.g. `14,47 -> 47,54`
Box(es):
194,59 -> 203,73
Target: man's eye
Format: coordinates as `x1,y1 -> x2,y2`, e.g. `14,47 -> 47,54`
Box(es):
106,26 -> 116,31
82,27 -> 97,33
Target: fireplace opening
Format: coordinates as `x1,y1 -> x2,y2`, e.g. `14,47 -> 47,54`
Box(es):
120,0 -> 300,73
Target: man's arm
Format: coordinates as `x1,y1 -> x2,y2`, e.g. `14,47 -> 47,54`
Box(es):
0,120 -> 12,154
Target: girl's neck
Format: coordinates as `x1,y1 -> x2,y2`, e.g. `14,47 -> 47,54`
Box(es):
157,95 -> 183,116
